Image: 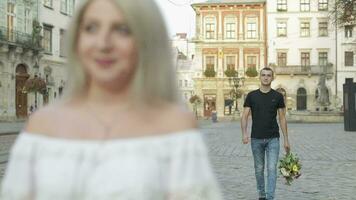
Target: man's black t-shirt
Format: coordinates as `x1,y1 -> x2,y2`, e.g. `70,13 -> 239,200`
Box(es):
243,89 -> 285,139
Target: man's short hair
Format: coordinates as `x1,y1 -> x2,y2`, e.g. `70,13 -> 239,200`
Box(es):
260,67 -> 274,77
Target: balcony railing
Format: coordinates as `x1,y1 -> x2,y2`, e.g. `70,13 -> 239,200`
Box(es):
273,64 -> 333,75
0,26 -> 42,50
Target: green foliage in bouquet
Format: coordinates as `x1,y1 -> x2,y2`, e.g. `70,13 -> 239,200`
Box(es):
278,152 -> 302,185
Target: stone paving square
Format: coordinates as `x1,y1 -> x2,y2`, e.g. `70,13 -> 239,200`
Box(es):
200,121 -> 356,200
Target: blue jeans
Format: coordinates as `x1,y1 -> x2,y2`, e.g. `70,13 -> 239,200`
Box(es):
251,138 -> 280,200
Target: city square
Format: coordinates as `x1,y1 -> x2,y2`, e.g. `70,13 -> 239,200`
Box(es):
0,0 -> 355,199
0,121 -> 355,199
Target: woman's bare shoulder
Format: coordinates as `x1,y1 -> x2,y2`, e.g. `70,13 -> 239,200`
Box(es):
156,103 -> 198,132
24,102 -> 71,136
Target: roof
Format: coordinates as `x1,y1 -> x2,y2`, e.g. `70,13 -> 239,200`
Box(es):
192,0 -> 266,7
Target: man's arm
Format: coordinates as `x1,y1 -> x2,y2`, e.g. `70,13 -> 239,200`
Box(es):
278,108 -> 290,153
241,107 -> 251,144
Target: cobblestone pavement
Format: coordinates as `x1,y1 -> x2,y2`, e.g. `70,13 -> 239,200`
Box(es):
0,122 -> 25,134
0,135 -> 17,183
0,122 -> 356,199
200,121 -> 356,200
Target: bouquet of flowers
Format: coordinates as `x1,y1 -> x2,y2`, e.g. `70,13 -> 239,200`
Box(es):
278,152 -> 302,185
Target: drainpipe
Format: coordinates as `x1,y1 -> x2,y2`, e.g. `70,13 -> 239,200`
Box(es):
335,0 -> 338,108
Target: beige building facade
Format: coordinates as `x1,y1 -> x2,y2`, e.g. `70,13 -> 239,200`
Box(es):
191,0 -> 267,117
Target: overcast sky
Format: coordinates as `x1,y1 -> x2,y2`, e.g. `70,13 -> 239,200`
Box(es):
154,0 -> 204,38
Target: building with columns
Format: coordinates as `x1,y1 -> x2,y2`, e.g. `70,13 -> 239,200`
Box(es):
267,0 -> 339,112
38,0 -> 77,108
0,0 -> 42,120
336,17 -> 356,107
191,0 -> 267,117
0,0 -> 77,120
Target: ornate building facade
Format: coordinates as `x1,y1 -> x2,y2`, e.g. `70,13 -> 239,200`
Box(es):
0,0 -> 77,120
191,0 -> 267,117
0,0 -> 41,120
267,0 -> 338,112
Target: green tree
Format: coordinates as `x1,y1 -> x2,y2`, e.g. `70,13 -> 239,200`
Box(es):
23,74 -> 47,108
330,0 -> 356,27
189,95 -> 201,119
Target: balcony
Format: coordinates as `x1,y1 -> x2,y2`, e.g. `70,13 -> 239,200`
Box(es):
273,64 -> 334,76
0,26 -> 42,50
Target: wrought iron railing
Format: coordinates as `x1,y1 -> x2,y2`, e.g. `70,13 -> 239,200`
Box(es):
0,26 -> 42,50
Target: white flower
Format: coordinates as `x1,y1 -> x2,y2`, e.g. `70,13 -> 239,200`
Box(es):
280,168 -> 290,177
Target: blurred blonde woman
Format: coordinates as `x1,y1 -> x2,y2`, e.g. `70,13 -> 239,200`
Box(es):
0,0 -> 222,199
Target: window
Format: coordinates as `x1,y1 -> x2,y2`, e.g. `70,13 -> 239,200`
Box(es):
319,22 -> 328,36
24,8 -> 32,34
206,56 -> 215,70
277,0 -> 287,11
318,0 -> 328,11
184,80 -> 188,87
345,51 -> 354,66
225,17 -> 236,39
43,0 -> 53,8
61,0 -> 75,15
43,25 -> 53,53
247,22 -> 257,39
345,25 -> 353,38
300,22 -> 310,37
226,23 -> 235,39
60,29 -> 66,57
319,52 -> 328,66
277,52 -> 287,67
7,2 -> 15,41
205,17 -> 215,39
247,56 -> 256,69
277,22 -> 287,37
226,56 -> 235,70
301,52 -> 310,67
300,0 -> 310,12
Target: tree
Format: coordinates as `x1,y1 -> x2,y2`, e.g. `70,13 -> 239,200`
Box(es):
330,0 -> 356,27
23,74 -> 47,109
189,95 -> 201,119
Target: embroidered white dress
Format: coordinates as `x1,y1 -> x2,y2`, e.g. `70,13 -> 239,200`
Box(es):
1,130 -> 222,200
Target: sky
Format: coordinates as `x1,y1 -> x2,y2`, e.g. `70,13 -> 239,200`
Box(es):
154,0 -> 204,38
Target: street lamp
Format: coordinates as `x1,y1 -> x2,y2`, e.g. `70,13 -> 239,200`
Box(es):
228,71 -> 245,114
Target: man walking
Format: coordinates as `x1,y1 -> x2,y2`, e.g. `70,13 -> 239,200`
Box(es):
241,67 -> 290,200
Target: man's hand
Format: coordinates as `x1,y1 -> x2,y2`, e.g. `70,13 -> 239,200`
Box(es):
284,140 -> 290,154
242,135 -> 250,144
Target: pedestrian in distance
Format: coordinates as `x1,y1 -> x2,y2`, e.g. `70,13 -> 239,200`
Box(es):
241,67 -> 290,200
1,0 -> 222,199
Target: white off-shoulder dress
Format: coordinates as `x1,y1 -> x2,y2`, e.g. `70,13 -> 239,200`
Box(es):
0,130 -> 222,200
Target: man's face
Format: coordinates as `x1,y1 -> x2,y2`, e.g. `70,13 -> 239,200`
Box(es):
259,70 -> 274,86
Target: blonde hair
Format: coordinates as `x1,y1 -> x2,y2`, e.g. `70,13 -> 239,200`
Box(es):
64,0 -> 178,104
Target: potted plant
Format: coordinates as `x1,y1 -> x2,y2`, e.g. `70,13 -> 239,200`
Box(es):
204,68 -> 216,77
224,68 -> 238,77
245,67 -> 258,77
